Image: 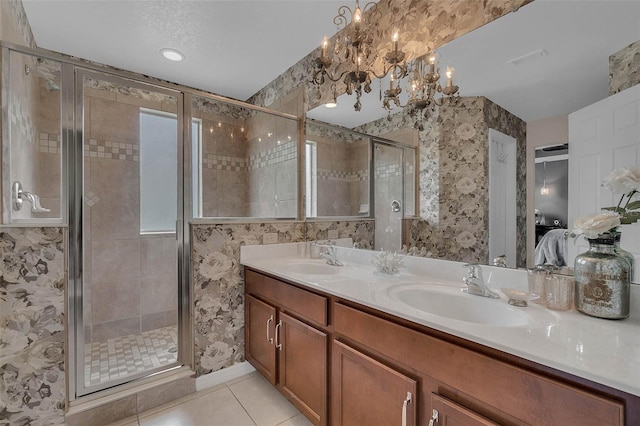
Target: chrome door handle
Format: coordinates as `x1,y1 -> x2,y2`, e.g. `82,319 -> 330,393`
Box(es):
402,391 -> 412,426
274,321 -> 282,351
266,315 -> 273,344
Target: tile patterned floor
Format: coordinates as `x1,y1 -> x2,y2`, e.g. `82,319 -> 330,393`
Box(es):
107,372 -> 312,426
85,326 -> 178,387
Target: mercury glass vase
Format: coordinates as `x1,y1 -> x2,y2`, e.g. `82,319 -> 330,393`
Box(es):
574,233 -> 631,319
613,232 -> 635,281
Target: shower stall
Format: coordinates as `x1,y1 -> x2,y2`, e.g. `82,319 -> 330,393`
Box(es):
373,140 -> 416,251
1,42 -> 299,401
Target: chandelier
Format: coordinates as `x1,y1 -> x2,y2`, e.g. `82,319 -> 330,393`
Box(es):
312,0 -> 408,111
383,51 -> 460,123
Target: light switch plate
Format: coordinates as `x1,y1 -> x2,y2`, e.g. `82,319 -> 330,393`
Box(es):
328,230 -> 339,239
263,232 -> 278,244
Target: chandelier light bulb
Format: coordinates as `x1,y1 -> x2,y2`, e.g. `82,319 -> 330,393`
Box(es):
354,6 -> 362,23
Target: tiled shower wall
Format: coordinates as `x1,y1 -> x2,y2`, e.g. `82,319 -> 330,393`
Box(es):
83,87 -> 178,343
246,113 -> 298,218
309,126 -> 369,217
5,52 -> 61,220
193,97 -> 249,217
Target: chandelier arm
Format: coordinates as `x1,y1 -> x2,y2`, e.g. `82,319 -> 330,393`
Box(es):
323,69 -> 350,83
334,5 -> 353,28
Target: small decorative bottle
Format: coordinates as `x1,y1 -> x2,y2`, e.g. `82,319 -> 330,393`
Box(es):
574,232 -> 631,319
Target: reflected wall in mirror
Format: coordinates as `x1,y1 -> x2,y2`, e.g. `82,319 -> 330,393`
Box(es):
3,51 -> 62,222
306,0 -> 640,270
305,121 -> 370,217
191,95 -> 298,219
356,97 -> 526,267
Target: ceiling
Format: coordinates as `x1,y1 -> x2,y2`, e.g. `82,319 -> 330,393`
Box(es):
22,0 -> 640,127
22,0 -> 347,101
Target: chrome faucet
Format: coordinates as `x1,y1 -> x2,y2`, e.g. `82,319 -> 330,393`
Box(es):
492,255 -> 508,267
320,242 -> 343,266
463,264 -> 500,299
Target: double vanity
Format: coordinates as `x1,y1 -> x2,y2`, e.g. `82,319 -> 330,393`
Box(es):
241,243 -> 640,425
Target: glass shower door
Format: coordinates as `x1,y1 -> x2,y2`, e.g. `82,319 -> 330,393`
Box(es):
72,70 -> 185,395
374,141 -> 404,251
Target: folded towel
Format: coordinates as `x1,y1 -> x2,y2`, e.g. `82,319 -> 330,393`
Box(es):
535,229 -> 567,266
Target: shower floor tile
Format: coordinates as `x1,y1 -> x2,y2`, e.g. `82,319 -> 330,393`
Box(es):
85,326 -> 178,387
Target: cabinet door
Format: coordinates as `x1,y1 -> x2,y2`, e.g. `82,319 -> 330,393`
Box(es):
278,312 -> 327,425
245,294 -> 277,385
430,393 -> 498,426
332,340 -> 417,426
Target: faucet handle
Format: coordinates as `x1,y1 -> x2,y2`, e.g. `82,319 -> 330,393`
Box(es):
463,263 -> 483,279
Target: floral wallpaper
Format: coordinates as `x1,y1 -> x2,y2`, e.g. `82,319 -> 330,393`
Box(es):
305,220 -> 374,249
358,96 -> 526,267
609,39 -> 640,95
190,219 -> 372,376
0,227 -> 66,425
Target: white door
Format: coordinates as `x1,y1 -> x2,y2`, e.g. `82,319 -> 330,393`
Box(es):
489,129 -> 517,268
568,84 -> 640,283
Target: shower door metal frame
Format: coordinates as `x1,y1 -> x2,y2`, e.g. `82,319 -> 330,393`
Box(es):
69,68 -> 191,398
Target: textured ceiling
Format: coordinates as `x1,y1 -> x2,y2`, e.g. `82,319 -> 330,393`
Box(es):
22,0 -> 347,101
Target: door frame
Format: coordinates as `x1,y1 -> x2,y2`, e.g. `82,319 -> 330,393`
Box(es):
68,69 -> 191,399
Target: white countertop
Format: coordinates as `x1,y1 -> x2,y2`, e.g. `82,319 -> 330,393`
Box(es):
240,243 -> 640,398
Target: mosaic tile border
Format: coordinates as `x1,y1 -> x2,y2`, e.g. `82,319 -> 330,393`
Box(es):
248,140 -> 296,170
84,139 -> 139,161
318,168 -> 368,182
375,163 -> 402,179
203,154 -> 247,171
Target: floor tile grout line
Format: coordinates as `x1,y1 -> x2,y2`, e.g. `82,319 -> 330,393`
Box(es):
226,382 -> 259,426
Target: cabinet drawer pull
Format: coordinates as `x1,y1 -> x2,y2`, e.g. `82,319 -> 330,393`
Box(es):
266,315 -> 274,344
402,391 -> 412,426
428,408 -> 439,426
275,321 -> 283,350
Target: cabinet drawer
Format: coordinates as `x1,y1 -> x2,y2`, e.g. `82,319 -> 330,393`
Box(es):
246,269 -> 328,326
334,302 -> 624,426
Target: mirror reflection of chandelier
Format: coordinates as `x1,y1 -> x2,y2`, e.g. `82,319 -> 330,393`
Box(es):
383,51 -> 461,120
311,0 -> 408,112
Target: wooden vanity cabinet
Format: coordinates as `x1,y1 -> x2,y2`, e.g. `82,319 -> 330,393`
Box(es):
245,268 -> 638,426
332,340 -> 417,426
333,302 -> 626,426
245,269 -> 328,425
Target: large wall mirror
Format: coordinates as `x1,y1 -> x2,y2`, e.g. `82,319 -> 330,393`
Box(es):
304,119 -> 417,251
306,0 -> 640,269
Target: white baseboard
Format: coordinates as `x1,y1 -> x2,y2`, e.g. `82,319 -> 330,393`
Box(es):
195,361 -> 256,391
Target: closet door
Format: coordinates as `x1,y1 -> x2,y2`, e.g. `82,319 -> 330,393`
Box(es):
568,84 -> 640,282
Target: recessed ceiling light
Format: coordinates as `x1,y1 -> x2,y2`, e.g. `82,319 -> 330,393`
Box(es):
160,48 -> 185,62
324,102 -> 338,108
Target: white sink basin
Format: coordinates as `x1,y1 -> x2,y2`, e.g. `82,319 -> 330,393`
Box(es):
387,284 -> 532,327
278,261 -> 342,275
